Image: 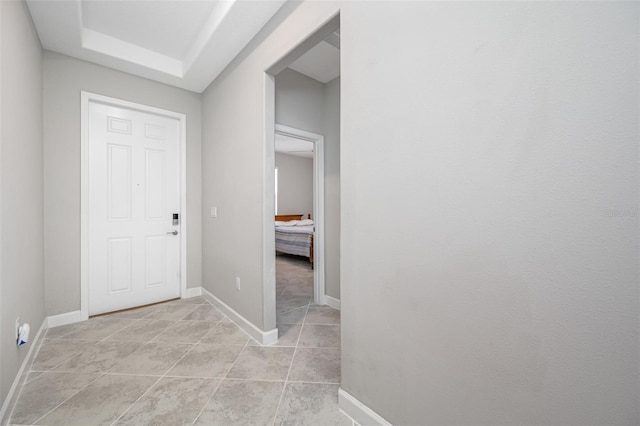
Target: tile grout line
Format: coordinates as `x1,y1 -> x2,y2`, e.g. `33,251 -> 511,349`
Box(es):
44,313 -> 179,374
16,277 -> 341,424
76,316 -> 145,341
28,302 -> 201,425
270,299 -> 312,426
184,299 -> 244,425
98,319 -> 153,342
148,319 -> 223,345
49,314 -> 180,423
276,258 -> 345,423
142,301 -> 222,345
138,375 -> 340,385
109,302 -> 218,426
36,341 -> 101,373
5,332 -> 49,424
13,300 -> 209,425
190,338 -> 251,425
53,315 -> 171,375
31,320 -> 113,374
38,315 -> 146,376
108,344 -> 193,426
275,258 -> 343,422
107,376 -> 164,426
30,372 -> 107,425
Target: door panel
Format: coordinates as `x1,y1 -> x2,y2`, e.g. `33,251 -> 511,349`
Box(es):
145,149 -> 166,220
108,237 -> 132,294
145,235 -> 166,288
88,101 -> 181,315
108,144 -> 132,221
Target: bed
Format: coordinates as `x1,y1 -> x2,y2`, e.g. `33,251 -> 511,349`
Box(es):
275,214 -> 314,269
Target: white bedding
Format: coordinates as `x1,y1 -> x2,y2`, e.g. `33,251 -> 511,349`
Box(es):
275,219 -> 314,227
275,225 -> 314,234
275,224 -> 314,258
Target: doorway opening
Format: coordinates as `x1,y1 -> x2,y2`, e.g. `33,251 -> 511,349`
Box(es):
274,124 -> 325,306
262,14 -> 340,339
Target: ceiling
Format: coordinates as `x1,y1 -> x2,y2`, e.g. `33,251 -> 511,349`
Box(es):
275,134 -> 314,159
26,0 -> 287,93
288,38 -> 340,84
26,0 -> 340,93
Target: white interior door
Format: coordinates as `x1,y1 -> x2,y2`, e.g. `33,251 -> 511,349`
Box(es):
88,101 -> 181,315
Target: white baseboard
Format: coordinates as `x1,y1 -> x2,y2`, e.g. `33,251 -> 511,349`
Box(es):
183,287 -> 202,298
0,320 -> 47,425
46,291 -> 206,329
325,295 -> 341,310
201,287 -> 278,345
261,327 -> 278,345
338,388 -> 391,426
47,310 -> 83,328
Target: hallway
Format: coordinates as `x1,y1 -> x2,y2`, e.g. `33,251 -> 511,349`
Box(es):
7,256 -> 346,425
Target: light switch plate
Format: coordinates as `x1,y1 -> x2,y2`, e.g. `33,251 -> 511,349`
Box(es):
210,207 -> 217,218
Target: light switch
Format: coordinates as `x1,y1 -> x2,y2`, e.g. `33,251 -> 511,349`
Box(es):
210,207 -> 217,218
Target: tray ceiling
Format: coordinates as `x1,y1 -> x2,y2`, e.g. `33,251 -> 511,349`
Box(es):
26,0 -> 287,93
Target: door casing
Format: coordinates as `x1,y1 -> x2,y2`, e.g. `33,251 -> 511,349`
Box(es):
262,12 -> 340,333
80,91 -> 187,320
274,124 -> 326,306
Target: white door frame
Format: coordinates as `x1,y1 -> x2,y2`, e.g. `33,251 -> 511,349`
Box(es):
80,92 -> 187,320
262,13 -> 339,332
274,124 -> 326,305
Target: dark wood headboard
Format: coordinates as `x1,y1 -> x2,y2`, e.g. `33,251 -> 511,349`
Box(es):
275,214 -> 311,221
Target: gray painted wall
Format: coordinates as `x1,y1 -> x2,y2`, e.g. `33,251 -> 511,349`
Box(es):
0,0 -> 45,408
43,52 -> 202,316
340,1 -> 638,424
275,153 -> 313,216
200,2 -> 338,330
276,68 -> 325,134
275,68 -> 341,300
202,1 -> 638,424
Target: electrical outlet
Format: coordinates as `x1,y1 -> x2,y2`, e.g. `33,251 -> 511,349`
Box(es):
235,277 -> 241,291
15,318 -> 20,341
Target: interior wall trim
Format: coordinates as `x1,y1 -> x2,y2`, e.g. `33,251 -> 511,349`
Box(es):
201,287 -> 278,345
325,295 -> 341,310
0,320 -> 47,424
46,310 -> 83,328
184,287 -> 203,298
338,388 -> 392,426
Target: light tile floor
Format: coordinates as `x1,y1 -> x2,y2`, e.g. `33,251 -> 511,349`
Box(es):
8,254 -> 349,426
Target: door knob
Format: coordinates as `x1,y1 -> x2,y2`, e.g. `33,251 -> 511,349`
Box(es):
166,230 -> 178,236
